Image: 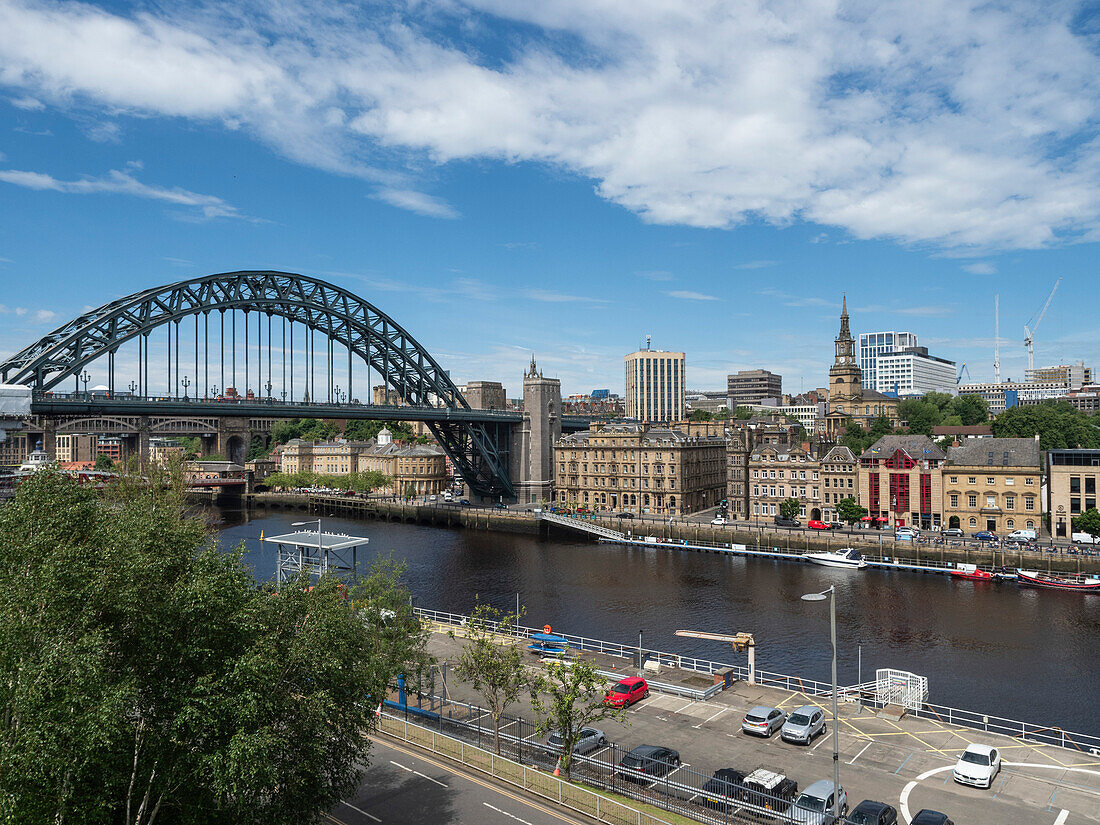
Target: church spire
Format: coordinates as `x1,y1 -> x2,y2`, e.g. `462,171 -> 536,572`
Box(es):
838,293 -> 851,340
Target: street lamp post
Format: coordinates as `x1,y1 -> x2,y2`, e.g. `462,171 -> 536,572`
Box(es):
181,376 -> 191,399
265,379 -> 273,399
638,629 -> 644,676
128,380 -> 138,396
80,370 -> 90,396
802,586 -> 840,821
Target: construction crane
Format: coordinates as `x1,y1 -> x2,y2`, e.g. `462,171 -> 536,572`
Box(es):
993,295 -> 1000,383
957,362 -> 972,385
1024,278 -> 1062,374
675,629 -> 756,685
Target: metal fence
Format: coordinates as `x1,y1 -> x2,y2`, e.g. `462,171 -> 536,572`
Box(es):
415,606 -> 1100,756
382,697 -> 811,825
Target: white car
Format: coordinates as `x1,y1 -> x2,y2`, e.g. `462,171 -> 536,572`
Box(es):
953,744 -> 1001,789
711,517 -> 727,525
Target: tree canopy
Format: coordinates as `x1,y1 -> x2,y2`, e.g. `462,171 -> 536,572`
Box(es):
779,497 -> 801,520
991,400 -> 1100,450
837,496 -> 867,525
1072,508 -> 1100,538
897,393 -> 989,436
0,471 -> 424,825
270,418 -> 340,446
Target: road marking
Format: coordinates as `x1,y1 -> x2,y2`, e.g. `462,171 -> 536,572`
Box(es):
390,760 -> 411,772
340,800 -> 382,822
899,764 -> 954,823
693,707 -> 729,728
676,700 -> 696,713
1053,810 -> 1070,825
849,742 -> 873,764
414,769 -> 448,788
811,733 -> 831,751
894,753 -> 913,774
484,802 -> 535,825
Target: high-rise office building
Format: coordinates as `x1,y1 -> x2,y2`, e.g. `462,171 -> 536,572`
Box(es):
875,347 -> 957,397
858,331 -> 917,392
726,369 -> 782,406
625,346 -> 685,422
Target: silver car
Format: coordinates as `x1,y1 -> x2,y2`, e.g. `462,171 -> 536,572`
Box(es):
546,726 -> 607,755
788,780 -> 848,824
781,705 -> 826,744
741,705 -> 786,737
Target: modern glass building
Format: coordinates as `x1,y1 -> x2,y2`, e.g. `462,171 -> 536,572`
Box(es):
624,348 -> 685,422
858,331 -> 917,392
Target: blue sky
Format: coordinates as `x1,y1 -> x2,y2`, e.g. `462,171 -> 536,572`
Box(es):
1,0 -> 1100,398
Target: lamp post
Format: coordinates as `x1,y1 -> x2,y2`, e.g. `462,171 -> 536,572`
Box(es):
265,378 -> 273,399
292,518 -> 323,577
181,376 -> 190,399
80,370 -> 90,396
802,585 -> 840,821
128,380 -> 138,396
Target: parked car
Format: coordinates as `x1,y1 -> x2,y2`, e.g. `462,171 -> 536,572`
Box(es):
1009,528 -> 1037,541
711,516 -> 728,525
774,516 -> 800,528
910,811 -> 954,825
617,744 -> 680,781
894,531 -> 914,541
788,780 -> 847,824
781,705 -> 827,744
742,705 -> 786,737
847,800 -> 898,825
617,512 -> 635,519
740,768 -> 797,813
700,768 -> 747,809
546,726 -> 606,755
428,494 -> 437,501
1072,532 -> 1096,545
941,527 -> 964,538
493,503 -> 508,510
974,530 -> 997,542
953,743 -> 1001,789
603,677 -> 649,708
459,498 -> 471,506
807,520 -> 830,530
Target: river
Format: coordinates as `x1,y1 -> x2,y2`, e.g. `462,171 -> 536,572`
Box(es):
218,508 -> 1100,738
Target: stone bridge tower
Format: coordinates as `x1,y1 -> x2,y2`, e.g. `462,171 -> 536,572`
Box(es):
510,356 -> 561,505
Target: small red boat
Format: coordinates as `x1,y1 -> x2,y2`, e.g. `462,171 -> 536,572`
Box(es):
950,564 -> 993,581
1017,570 -> 1100,592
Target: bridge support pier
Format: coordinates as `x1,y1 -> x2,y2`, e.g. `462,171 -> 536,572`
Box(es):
509,357 -> 561,506
216,417 -> 252,465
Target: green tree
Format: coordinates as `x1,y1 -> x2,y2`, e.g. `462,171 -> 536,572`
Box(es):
451,602 -> 529,755
177,436 -> 201,458
837,496 -> 867,526
991,401 -> 1100,450
530,659 -> 626,779
245,435 -> 269,461
779,497 -> 801,520
949,393 -> 989,426
0,471 -> 426,825
924,392 -> 955,415
688,409 -> 713,422
93,453 -> 114,471
1072,508 -> 1100,538
898,398 -> 942,435
343,420 -> 420,443
734,406 -> 755,420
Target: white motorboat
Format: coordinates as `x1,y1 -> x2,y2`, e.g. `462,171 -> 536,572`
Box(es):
802,547 -> 867,569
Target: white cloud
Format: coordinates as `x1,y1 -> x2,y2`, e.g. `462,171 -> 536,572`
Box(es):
666,290 -> 719,301
733,260 -> 778,270
371,188 -> 459,219
34,309 -> 56,322
9,95 -> 43,110
0,166 -> 250,220
522,289 -> 607,304
0,1 -> 1098,249
963,262 -> 997,275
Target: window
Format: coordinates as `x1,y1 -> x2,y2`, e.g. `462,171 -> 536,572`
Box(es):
968,494 -> 977,508
1071,476 -> 1081,493
1006,519 -> 1015,529
969,517 -> 977,527
1025,477 -> 1035,485
1005,477 -> 1014,486
949,476 -> 958,484
1088,477 -> 1097,495
1071,497 -> 1081,514
968,477 -> 976,484
950,494 -> 959,508
1005,495 -> 1015,510
1026,520 -> 1035,528
986,496 -> 996,508
987,477 -> 995,485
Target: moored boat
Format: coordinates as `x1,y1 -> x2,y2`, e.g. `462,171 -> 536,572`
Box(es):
802,547 -> 866,569
1016,570 -> 1100,591
950,563 -> 994,581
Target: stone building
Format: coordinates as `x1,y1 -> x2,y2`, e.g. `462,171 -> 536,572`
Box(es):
512,357 -> 561,505
726,417 -> 803,519
943,437 -> 1041,535
463,381 -> 507,410
857,435 -> 946,530
1044,449 -> 1100,538
819,445 -> 858,523
822,297 -> 901,439
727,369 -> 782,407
554,422 -> 726,516
748,442 -> 821,522
0,430 -> 30,468
280,429 -> 446,495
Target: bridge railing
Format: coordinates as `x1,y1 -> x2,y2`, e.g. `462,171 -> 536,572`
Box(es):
538,511 -> 625,540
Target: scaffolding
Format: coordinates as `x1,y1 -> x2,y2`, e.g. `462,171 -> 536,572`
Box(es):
263,529 -> 369,584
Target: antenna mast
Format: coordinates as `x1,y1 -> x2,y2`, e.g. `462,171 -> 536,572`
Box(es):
994,294 -> 1000,383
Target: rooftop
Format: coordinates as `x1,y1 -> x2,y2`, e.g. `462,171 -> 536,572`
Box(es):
947,437 -> 1040,468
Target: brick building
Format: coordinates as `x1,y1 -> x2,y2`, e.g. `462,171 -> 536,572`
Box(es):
857,435 -> 946,530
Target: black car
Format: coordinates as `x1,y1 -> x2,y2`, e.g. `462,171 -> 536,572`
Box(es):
828,521 -> 845,529
617,512 -> 635,519
617,745 -> 680,782
848,800 -> 899,825
774,516 -> 800,528
910,811 -> 954,825
739,767 -> 797,811
700,768 -> 747,809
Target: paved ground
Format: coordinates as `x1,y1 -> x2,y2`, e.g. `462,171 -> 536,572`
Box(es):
424,626 -> 1100,825
331,737 -> 588,825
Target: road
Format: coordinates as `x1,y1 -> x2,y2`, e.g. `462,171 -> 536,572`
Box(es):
330,737 -> 587,825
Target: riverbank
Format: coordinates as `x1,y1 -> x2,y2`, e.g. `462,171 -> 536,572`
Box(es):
244,492 -> 1100,576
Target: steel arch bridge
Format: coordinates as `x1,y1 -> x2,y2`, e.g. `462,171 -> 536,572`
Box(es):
0,271 -> 516,498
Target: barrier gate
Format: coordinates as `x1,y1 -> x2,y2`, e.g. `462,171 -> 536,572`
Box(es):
876,668 -> 928,710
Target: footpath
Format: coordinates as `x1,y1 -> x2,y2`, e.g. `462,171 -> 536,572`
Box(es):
410,620 -> 1100,825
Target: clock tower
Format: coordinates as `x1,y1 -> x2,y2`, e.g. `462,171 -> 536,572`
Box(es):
828,295 -> 862,412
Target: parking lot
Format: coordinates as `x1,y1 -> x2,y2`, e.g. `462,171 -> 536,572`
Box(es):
423,628 -> 1100,824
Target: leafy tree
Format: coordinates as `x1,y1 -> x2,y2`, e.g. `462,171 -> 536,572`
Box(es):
991,401 -> 1100,450
530,659 -> 626,779
837,496 -> 867,526
734,406 -> 755,420
270,418 -> 340,446
0,471 -> 427,825
898,398 -> 942,435
93,453 -> 114,471
949,393 -> 989,426
1072,508 -> 1100,538
343,420 -> 420,443
245,435 -> 269,461
688,409 -> 713,422
779,497 -> 801,520
451,602 -> 529,755
177,436 -> 201,458
924,392 -> 955,415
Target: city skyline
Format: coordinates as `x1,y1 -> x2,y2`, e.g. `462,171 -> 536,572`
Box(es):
2,1 -> 1100,395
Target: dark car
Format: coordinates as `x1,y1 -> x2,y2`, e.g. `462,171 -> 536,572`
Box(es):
974,530 -> 996,542
617,745 -> 680,782
848,800 -> 899,825
459,498 -> 471,506
828,521 -> 845,529
700,768 -> 747,809
910,811 -> 954,825
774,516 -> 800,528
493,503 -> 508,510
740,768 -> 797,812
617,512 -> 635,519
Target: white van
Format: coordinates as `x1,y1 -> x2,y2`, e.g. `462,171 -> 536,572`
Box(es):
443,491 -> 453,502
1072,532 -> 1095,545
1008,529 -> 1037,541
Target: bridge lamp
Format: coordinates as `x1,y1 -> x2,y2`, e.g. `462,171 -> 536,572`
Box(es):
128,380 -> 138,395
80,370 -> 90,395
181,376 -> 190,399
265,379 -> 272,398
802,586 -> 840,822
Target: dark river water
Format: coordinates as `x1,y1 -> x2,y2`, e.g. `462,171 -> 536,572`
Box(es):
217,508 -> 1100,738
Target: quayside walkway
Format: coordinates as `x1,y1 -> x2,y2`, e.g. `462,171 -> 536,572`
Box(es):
412,609 -> 1100,825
